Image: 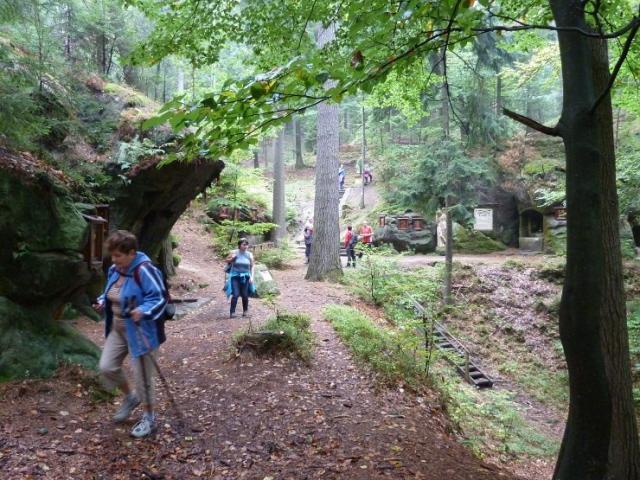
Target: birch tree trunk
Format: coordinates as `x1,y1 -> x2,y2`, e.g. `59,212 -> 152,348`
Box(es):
306,23 -> 341,281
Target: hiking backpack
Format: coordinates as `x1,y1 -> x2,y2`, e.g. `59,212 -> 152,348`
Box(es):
132,261 -> 173,344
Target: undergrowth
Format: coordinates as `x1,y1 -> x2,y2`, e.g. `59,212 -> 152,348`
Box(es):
324,304 -> 558,460
234,312 -> 313,363
255,244 -> 295,269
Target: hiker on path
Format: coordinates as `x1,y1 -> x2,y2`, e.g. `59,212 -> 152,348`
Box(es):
225,238 -> 255,318
344,225 -> 358,268
363,164 -> 373,185
338,164 -> 345,189
94,230 -> 167,438
358,222 -> 373,259
303,226 -> 313,264
304,216 -> 314,233
360,222 -> 373,246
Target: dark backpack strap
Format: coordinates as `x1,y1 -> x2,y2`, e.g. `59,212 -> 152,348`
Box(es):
132,261 -> 152,290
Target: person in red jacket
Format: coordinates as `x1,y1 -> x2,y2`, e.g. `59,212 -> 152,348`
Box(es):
360,223 -> 373,246
343,225 -> 358,267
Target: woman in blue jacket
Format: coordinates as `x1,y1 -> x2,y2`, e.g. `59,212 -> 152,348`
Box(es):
224,238 -> 255,318
94,230 -> 166,438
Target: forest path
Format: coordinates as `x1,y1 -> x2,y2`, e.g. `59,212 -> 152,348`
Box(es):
0,209 -> 519,480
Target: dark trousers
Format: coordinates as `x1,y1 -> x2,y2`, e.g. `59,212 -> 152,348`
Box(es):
230,276 -> 249,314
305,243 -> 311,259
346,246 -> 356,265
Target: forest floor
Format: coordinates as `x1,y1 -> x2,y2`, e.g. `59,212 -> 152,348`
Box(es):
0,207 -> 531,480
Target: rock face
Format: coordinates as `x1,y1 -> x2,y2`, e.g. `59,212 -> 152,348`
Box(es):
476,185 -> 520,247
109,157 -> 225,261
0,149 -> 225,381
374,221 -> 437,253
0,149 -> 99,380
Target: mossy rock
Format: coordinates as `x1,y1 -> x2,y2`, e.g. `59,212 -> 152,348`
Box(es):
452,224 -> 506,253
254,263 -> 280,297
544,223 -> 567,256
620,217 -> 637,259
0,171 -> 89,303
0,297 -> 99,382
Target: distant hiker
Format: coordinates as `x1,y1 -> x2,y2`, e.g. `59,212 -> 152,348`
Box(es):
225,238 -> 255,318
303,226 -> 313,264
304,217 -> 314,233
358,222 -> 373,259
344,225 -> 358,267
360,222 -> 373,246
363,164 -> 373,185
338,164 -> 345,189
94,230 -> 167,438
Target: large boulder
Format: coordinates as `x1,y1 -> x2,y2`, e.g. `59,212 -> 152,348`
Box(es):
0,148 -> 90,305
254,264 -> 280,297
374,221 -> 437,253
451,223 -> 506,254
0,148 -> 99,380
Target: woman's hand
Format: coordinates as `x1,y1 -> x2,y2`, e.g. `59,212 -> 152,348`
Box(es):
131,308 -> 143,323
92,300 -> 105,313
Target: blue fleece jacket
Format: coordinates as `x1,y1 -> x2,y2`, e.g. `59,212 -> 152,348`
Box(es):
98,252 -> 166,357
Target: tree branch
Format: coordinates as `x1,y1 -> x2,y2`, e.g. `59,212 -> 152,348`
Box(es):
296,0 -> 317,51
502,108 -> 561,137
591,18 -> 640,113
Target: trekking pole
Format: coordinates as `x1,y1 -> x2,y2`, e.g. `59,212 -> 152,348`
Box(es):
127,298 -> 188,432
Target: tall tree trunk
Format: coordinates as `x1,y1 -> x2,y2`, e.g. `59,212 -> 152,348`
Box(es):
360,105 -> 366,209
294,116 -> 305,169
271,137 -> 278,172
260,140 -> 267,168
177,68 -> 185,92
549,1 -> 640,478
162,63 -> 167,102
253,149 -> 259,168
444,196 -> 453,305
495,74 -> 502,118
306,23 -> 341,282
433,47 -> 453,304
272,129 -> 286,245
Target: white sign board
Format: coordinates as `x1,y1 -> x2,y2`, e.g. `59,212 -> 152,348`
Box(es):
261,270 -> 273,282
474,208 -> 493,231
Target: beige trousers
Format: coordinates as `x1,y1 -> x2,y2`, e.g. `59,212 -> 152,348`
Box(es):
99,322 -> 156,405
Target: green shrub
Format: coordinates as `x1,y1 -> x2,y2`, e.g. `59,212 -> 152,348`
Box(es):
211,220 -> 277,256
172,254 -> 181,267
234,312 -> 313,363
255,245 -> 295,269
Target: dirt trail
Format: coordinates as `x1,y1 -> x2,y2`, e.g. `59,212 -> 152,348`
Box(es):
0,212 -> 521,480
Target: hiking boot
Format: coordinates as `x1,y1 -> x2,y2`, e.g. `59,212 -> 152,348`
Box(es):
113,393 -> 140,423
230,312 -> 236,319
242,311 -> 250,318
131,413 -> 157,438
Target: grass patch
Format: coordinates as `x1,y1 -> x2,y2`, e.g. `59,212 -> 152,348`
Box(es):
325,304 -> 430,388
324,304 -> 559,459
234,312 -> 313,363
